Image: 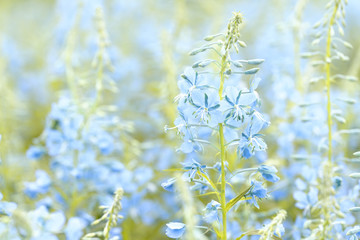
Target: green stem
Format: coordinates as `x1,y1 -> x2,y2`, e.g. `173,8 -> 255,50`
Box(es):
325,1 -> 339,164
219,55 -> 227,240
321,2 -> 340,239
219,124 -> 227,240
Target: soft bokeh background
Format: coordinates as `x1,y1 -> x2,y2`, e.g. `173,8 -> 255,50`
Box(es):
0,0 -> 360,239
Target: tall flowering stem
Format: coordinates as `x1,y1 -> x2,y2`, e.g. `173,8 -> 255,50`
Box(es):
219,13 -> 244,239
324,0 -> 340,164
296,0 -> 351,238
164,11 -> 280,240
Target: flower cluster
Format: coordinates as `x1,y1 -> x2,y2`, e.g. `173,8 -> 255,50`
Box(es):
163,12 -> 281,240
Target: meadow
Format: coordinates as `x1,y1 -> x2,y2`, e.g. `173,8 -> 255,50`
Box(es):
0,0 -> 360,239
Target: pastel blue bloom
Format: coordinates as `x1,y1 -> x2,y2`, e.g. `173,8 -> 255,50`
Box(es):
238,116 -> 268,159
178,67 -> 208,94
31,233 -> 59,240
64,217 -> 87,240
182,159 -> 207,180
174,105 -> 198,136
178,137 -> 201,153
213,161 -> 228,172
24,170 -> 51,198
0,192 -> 17,216
26,146 -> 45,160
96,131 -> 114,155
250,77 -> 261,93
46,130 -> 65,156
29,206 -> 66,238
258,165 -> 280,183
165,222 -> 186,239
223,86 -> 257,122
190,89 -> 223,127
293,187 -> 318,210
246,181 -> 267,208
204,200 -> 221,223
190,182 -> 208,194
161,178 -> 176,192
295,178 -> 307,191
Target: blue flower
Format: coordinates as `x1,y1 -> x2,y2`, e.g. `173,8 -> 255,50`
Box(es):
64,217 -> 87,240
223,86 -> 257,122
246,181 -> 267,208
174,104 -> 198,136
46,130 -> 65,156
177,67 -> 209,97
258,165 -> 280,183
293,187 -> 318,210
24,170 -> 51,198
213,161 -> 229,172
28,206 -> 65,238
0,192 -> 17,216
190,182 -> 208,194
96,131 -> 114,155
204,200 -> 221,223
182,159 -> 207,180
238,112 -> 268,159
178,137 -> 201,153
26,146 -> 45,160
161,178 -> 176,192
165,222 -> 186,239
190,89 -> 223,127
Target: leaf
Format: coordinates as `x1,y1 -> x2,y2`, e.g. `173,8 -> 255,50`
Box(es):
225,185 -> 252,212
199,172 -> 219,193
163,168 -> 186,172
197,191 -> 219,197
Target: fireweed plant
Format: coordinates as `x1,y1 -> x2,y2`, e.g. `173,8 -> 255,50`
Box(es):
163,12 -> 282,239
21,5 -> 139,240
292,0 -> 360,239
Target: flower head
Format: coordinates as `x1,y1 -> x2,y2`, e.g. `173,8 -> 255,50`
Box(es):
258,165 -> 280,183
246,181 -> 267,208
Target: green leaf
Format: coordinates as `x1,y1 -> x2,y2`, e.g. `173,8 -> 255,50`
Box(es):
225,185 -> 252,212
